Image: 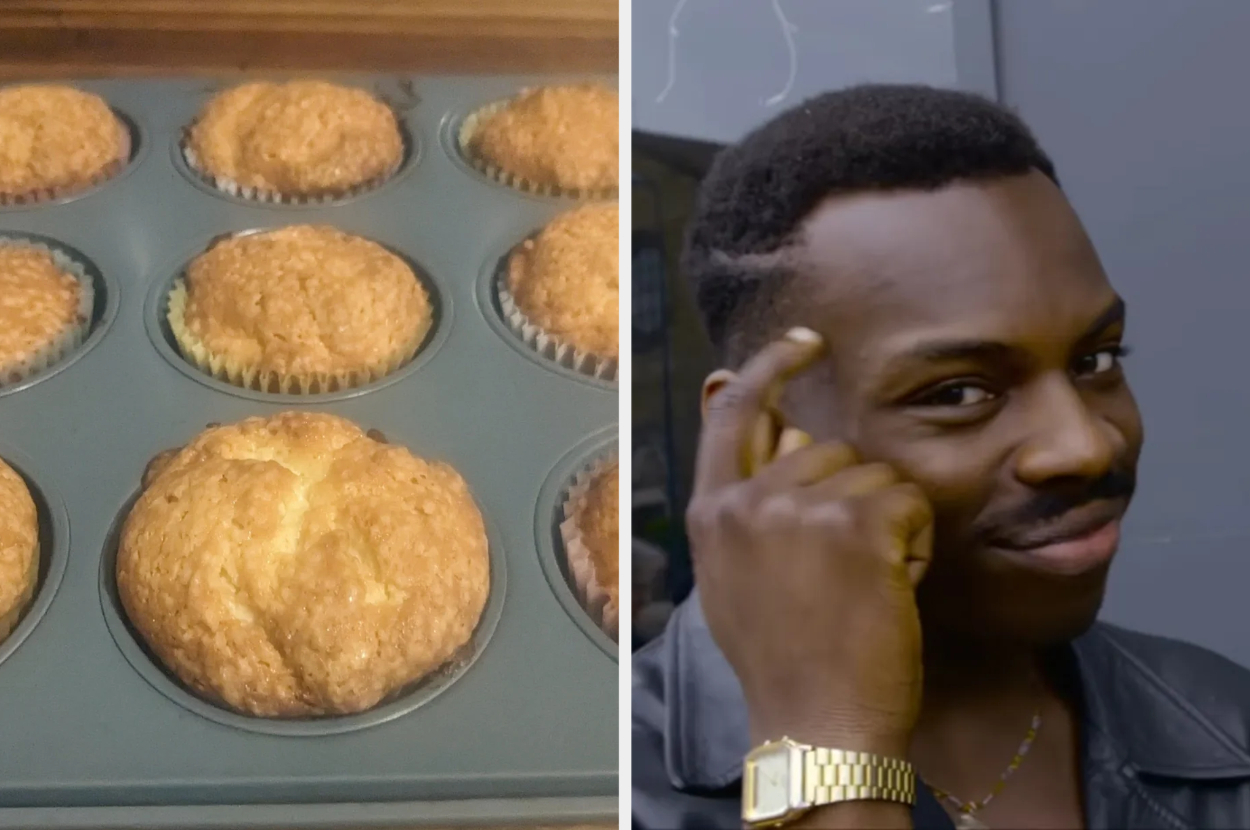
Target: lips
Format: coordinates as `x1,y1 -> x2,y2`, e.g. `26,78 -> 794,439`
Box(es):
991,499 -> 1128,551
987,499 -> 1128,577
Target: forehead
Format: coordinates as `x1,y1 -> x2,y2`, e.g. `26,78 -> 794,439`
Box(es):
784,171 -> 1115,360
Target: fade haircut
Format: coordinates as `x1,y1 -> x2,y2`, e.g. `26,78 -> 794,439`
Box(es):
682,84 -> 1059,365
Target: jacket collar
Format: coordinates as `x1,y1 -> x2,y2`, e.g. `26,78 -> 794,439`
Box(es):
661,593 -> 1250,792
1073,623 -> 1250,779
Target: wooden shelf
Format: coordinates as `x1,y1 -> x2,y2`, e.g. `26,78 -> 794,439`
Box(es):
0,0 -> 618,77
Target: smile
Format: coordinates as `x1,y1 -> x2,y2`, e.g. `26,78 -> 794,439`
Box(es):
988,500 -> 1128,576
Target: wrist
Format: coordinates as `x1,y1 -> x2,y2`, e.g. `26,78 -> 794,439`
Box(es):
741,732 -> 916,830
749,717 -> 911,759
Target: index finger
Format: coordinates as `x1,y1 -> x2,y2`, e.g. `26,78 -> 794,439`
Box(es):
693,327 -> 826,491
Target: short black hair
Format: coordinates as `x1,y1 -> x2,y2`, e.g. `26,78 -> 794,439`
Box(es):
683,84 -> 1059,363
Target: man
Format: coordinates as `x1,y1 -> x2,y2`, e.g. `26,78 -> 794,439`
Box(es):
632,85 -> 1250,829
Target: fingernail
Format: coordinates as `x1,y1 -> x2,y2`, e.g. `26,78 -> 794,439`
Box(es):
784,326 -> 822,346
774,427 -> 813,458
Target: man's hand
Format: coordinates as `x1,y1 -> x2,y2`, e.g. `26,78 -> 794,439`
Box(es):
688,327 -> 934,758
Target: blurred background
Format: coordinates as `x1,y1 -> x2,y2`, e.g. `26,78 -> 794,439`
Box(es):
631,0 -> 1250,667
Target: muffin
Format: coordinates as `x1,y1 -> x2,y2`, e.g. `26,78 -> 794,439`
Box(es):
561,457 -> 619,641
461,84 -> 618,196
167,225 -> 432,394
0,243 -> 94,387
184,80 -> 404,202
117,412 -> 491,718
0,84 -> 130,204
0,457 -> 39,642
501,202 -> 618,379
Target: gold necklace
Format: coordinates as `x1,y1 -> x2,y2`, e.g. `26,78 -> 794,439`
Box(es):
928,710 -> 1042,830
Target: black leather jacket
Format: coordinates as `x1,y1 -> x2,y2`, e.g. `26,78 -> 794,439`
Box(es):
633,595 -> 1250,829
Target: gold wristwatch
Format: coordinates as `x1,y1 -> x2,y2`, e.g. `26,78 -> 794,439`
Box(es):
742,737 -> 916,827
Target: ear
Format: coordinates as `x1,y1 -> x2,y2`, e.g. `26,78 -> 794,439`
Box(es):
701,369 -> 737,422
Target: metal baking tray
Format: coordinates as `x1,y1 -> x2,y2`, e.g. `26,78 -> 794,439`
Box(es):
0,75 -> 618,829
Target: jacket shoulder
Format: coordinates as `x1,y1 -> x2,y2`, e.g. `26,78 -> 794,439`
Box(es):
1092,623 -> 1250,745
1097,623 -> 1250,697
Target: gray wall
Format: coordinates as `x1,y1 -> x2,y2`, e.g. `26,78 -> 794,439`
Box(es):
633,0 -> 977,142
995,0 -> 1250,667
633,0 -> 1250,667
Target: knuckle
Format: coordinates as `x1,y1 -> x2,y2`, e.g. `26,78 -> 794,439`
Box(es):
892,482 -> 933,514
722,489 -> 757,527
825,441 -> 859,464
863,483 -> 933,532
704,381 -> 754,419
858,462 -> 900,487
802,498 -> 853,531
688,490 -> 757,536
685,499 -> 717,537
756,495 -> 799,530
810,442 -> 854,467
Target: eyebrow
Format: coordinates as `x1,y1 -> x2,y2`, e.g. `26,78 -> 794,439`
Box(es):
1079,296 -> 1127,342
901,296 -> 1127,365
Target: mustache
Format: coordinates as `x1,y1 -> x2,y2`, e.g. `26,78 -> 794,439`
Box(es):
982,468 -> 1137,533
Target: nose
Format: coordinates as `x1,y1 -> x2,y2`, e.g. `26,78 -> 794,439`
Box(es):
1014,374 -> 1121,486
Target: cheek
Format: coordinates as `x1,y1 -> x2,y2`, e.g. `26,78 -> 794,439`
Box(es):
1111,387 -> 1145,462
856,428 -> 1002,537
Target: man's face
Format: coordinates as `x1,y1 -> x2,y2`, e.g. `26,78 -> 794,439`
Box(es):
772,171 -> 1144,646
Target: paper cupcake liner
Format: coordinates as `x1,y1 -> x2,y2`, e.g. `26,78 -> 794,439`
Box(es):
0,239 -> 97,388
0,555 -> 38,642
458,100 -> 619,201
496,267 -> 618,382
166,279 -> 428,395
179,132 -> 404,206
559,451 -> 620,642
0,120 -> 131,207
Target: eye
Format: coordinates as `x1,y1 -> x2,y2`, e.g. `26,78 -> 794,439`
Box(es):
1074,344 -> 1131,377
915,383 -> 997,408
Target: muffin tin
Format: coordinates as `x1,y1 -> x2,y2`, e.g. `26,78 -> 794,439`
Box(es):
0,75 -> 617,829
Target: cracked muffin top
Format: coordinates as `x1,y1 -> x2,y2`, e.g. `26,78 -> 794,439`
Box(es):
117,412 -> 490,717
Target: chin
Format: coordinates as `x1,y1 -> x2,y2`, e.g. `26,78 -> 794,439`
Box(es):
1007,558 -> 1112,642
919,561 -> 1110,648
1013,597 -> 1104,646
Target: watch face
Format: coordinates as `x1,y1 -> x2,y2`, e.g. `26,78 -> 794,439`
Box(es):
746,744 -> 791,822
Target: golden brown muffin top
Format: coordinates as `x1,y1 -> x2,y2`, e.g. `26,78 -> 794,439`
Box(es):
0,246 -> 84,375
187,80 -> 403,196
0,85 -> 127,197
117,412 -> 491,717
182,226 -> 430,380
0,457 -> 38,627
508,202 -> 619,359
574,462 -> 619,602
469,84 -> 618,192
